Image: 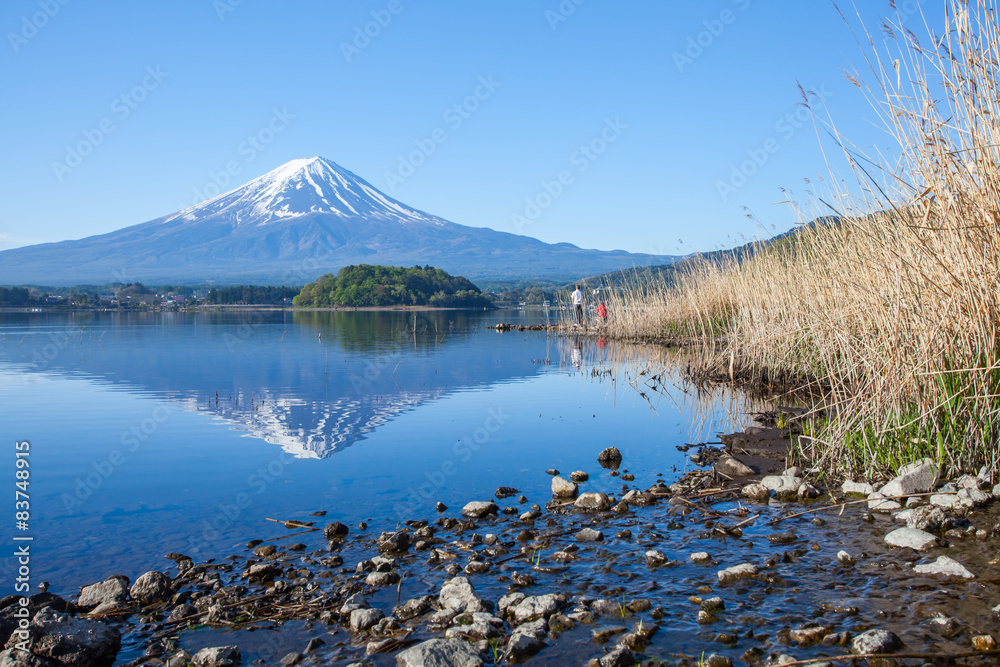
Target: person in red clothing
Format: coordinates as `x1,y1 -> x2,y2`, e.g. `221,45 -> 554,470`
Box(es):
595,302 -> 608,322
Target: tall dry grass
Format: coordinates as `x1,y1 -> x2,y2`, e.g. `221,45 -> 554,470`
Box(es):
607,1 -> 1000,479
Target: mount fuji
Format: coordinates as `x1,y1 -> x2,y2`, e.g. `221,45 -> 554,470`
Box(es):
0,157 -> 676,286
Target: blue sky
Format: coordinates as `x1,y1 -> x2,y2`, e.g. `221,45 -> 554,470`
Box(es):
0,0 -> 925,257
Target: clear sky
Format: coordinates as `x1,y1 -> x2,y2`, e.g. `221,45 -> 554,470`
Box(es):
0,0 -> 924,257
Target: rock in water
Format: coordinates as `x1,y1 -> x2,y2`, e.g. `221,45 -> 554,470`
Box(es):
77,578 -> 128,609
741,483 -> 769,501
852,629 -> 902,654
551,476 -> 578,498
715,455 -> 755,477
510,594 -> 561,623
376,530 -> 410,553
906,505 -> 946,532
439,576 -> 489,613
717,563 -> 757,584
0,649 -> 60,667
575,528 -> 604,542
322,522 -> 349,539
913,555 -> 975,579
494,487 -> 519,499
15,607 -> 121,666
129,571 -> 172,605
879,458 -> 939,497
395,638 -> 485,667
841,480 -> 875,496
884,527 -> 939,551
574,492 -> 611,511
461,501 -> 498,519
192,646 -> 242,666
597,447 -> 623,469
349,607 -> 384,632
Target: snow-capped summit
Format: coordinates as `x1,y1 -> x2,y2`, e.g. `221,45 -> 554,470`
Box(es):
0,156 -> 677,285
168,156 -> 445,227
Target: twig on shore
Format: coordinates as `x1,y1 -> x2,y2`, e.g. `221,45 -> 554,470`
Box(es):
764,649 -> 1000,666
264,518 -> 318,530
765,491 -> 959,525
259,528 -> 318,543
731,513 -> 760,529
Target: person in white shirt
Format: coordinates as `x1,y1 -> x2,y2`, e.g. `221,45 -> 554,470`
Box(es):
571,285 -> 584,325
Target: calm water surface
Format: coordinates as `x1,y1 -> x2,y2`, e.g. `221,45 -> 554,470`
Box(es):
0,310 -> 750,596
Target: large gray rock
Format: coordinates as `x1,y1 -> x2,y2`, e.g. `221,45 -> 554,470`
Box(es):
438,577 -> 488,614
842,480 -> 874,496
866,492 -> 901,512
760,475 -> 802,496
852,629 -> 902,654
377,531 -> 410,554
505,632 -> 544,661
913,556 -> 975,579
460,501 -> 498,519
395,638 -> 484,667
575,528 -> 604,542
574,492 -> 611,511
884,527 -> 940,551
0,649 -> 60,667
510,594 -> 561,623
350,608 -> 384,632
929,493 -> 964,509
906,505 -> 946,532
741,482 -> 769,501
192,646 -> 242,666
77,579 -> 128,609
879,459 -> 939,497
715,455 -> 755,477
129,571 -> 172,605
599,646 -> 635,667
551,476 -> 578,498
444,612 -> 503,640
497,592 -> 526,617
9,607 -> 121,667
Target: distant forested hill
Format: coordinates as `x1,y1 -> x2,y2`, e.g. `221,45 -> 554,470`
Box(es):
293,265 -> 492,308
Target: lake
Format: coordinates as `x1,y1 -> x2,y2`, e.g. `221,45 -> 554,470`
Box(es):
0,309 -> 751,597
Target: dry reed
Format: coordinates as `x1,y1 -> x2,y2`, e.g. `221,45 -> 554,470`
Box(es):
605,1 -> 1000,479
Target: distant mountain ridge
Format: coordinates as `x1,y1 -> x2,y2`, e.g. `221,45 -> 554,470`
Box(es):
0,157 -> 678,286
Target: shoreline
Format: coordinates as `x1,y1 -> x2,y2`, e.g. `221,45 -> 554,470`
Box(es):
5,415 -> 999,666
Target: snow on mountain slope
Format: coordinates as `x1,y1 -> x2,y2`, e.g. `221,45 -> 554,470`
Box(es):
0,156 -> 678,285
166,157 -> 447,227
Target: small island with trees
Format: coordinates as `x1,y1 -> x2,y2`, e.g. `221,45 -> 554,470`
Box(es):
292,264 -> 493,309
